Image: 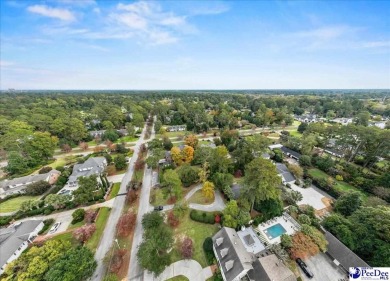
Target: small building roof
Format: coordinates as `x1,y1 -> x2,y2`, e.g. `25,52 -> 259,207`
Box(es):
258,254 -> 296,281
237,227 -> 266,255
269,144 -> 283,150
325,231 -> 369,271
280,146 -> 302,159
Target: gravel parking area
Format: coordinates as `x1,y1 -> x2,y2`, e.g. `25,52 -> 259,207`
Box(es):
299,253 -> 348,281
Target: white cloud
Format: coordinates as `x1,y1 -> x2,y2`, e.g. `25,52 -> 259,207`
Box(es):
0,60 -> 15,67
110,1 -> 196,45
27,5 -> 76,21
291,25 -> 353,41
115,12 -> 148,30
360,41 -> 390,48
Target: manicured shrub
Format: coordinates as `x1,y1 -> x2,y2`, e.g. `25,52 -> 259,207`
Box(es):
190,210 -> 217,224
203,237 -> 215,265
72,208 -> 86,224
39,219 -> 55,234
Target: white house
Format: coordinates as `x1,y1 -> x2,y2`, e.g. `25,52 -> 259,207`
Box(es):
59,157 -> 107,195
0,220 -> 44,274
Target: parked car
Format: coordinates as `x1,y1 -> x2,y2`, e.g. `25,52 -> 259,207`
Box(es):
296,258 -> 314,278
48,222 -> 61,234
154,206 -> 163,211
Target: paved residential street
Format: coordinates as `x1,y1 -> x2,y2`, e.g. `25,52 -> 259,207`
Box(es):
92,123 -> 148,281
128,117 -> 156,280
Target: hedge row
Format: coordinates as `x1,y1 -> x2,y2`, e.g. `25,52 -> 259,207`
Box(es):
190,210 -> 219,224
38,219 -> 55,235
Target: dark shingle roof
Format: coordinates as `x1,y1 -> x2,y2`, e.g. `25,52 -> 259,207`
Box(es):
281,146 -> 302,159
325,231 -> 369,270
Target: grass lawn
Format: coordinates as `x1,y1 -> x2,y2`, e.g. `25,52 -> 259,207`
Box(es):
50,231 -> 80,247
108,183 -> 121,199
48,155 -> 77,168
86,207 -> 111,251
308,168 -> 367,199
375,159 -> 389,168
267,132 -> 280,138
289,130 -> 302,138
0,195 -> 40,213
187,190 -> 213,205
157,130 -> 189,139
167,276 -> 189,281
170,212 -> 219,267
115,136 -> 138,143
67,220 -> 85,230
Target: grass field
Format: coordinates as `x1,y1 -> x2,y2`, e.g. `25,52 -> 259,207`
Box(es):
0,195 -> 40,213
86,207 -> 111,251
108,183 -> 121,200
51,231 -> 80,247
289,130 -> 302,138
187,190 -> 213,205
67,219 -> 85,230
48,155 -> 78,168
170,212 -> 219,267
308,168 -> 367,199
115,136 -> 139,143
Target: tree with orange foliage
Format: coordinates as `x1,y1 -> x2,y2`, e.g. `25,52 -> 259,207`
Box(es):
184,134 -> 199,148
171,146 -> 183,166
94,146 -> 104,153
182,145 -> 194,163
288,232 -> 319,259
61,144 -> 72,153
79,141 -> 89,151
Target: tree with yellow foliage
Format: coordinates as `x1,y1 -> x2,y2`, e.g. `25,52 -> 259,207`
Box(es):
182,145 -> 194,163
184,134 -> 199,148
202,181 -> 215,200
198,162 -> 209,183
171,146 -> 183,166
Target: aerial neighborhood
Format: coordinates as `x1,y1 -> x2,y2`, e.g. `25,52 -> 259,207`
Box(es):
0,91 -> 388,281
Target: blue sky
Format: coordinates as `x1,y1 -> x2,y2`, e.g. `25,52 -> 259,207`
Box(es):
1,0 -> 389,89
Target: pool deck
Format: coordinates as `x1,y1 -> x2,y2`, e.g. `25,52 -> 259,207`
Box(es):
257,214 -> 299,244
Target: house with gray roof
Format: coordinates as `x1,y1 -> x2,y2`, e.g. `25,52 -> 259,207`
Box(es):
212,227 -> 295,281
60,157 -> 107,194
0,170 -> 60,199
0,220 -> 43,274
324,230 -> 369,273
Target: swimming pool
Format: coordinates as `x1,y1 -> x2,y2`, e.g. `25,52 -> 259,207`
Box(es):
264,223 -> 287,239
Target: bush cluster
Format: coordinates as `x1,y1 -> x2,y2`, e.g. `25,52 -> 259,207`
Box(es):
203,237 -> 215,265
38,218 -> 55,234
190,210 -> 218,224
